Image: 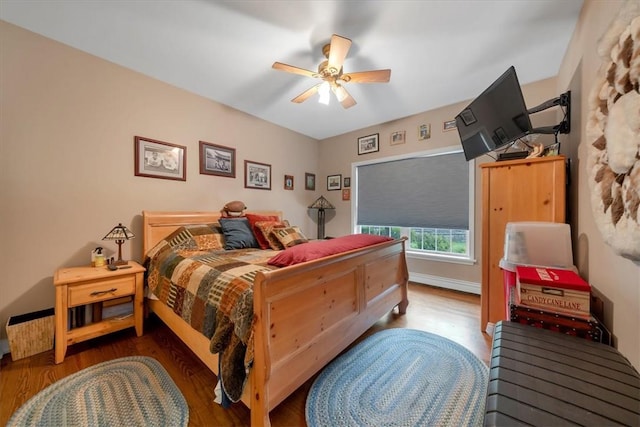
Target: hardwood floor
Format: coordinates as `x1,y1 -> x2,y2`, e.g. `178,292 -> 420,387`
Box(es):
0,283 -> 491,426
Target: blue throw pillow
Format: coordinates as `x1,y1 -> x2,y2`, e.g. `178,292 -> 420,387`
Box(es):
218,217 -> 259,250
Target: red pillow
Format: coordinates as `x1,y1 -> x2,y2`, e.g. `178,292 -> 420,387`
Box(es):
268,234 -> 393,267
245,213 -> 280,249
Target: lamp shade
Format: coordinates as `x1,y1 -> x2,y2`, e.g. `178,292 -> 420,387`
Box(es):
102,223 -> 135,241
308,196 -> 335,210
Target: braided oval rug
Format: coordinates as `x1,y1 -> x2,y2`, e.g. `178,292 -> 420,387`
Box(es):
306,328 -> 489,427
8,356 -> 188,427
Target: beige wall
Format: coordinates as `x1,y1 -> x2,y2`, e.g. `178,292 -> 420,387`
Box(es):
0,21 -> 320,342
555,0 -> 640,369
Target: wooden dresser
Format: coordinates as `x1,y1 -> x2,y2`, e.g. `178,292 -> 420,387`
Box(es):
480,156 -> 566,331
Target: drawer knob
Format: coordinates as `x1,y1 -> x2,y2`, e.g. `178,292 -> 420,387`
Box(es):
90,288 -> 117,297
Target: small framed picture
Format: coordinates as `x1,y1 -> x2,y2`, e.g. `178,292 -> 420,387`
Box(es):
327,174 -> 342,191
134,136 -> 186,181
284,174 -> 294,190
342,188 -> 351,201
358,133 -> 379,155
199,141 -> 235,178
343,177 -> 351,188
443,119 -> 457,132
390,131 -> 406,145
459,109 -> 477,126
244,160 -> 271,190
418,124 -> 431,140
305,172 -> 316,190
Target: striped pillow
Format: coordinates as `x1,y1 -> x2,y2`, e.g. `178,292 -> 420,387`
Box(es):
255,221 -> 287,250
273,226 -> 309,248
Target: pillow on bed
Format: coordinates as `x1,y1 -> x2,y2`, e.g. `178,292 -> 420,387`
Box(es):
245,213 -> 280,249
219,217 -> 259,249
161,223 -> 225,252
268,234 -> 393,267
254,220 -> 287,250
272,226 -> 309,248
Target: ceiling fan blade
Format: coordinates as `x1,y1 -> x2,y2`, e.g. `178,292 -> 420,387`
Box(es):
272,62 -> 317,78
340,92 -> 357,109
327,34 -> 352,71
343,69 -> 391,83
291,84 -> 321,103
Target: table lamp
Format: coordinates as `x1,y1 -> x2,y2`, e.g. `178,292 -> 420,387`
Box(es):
308,196 -> 335,239
102,223 -> 135,265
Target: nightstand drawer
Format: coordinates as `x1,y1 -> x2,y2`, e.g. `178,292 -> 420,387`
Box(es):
68,276 -> 135,306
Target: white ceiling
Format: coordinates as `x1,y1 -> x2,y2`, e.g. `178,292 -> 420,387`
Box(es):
1,0 -> 584,140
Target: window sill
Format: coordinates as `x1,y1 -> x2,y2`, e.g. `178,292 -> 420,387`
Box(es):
406,250 -> 476,265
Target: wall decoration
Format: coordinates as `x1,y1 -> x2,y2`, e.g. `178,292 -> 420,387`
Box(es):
284,174 -> 294,190
585,0 -> 640,260
327,174 -> 342,191
305,172 -> 316,190
244,160 -> 271,190
342,188 -> 351,201
134,136 -> 186,181
443,120 -> 457,132
390,130 -> 406,145
199,141 -> 235,178
358,133 -> 380,155
418,124 -> 431,140
343,177 -> 351,188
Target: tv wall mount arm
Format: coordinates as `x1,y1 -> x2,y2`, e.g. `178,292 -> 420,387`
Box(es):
527,90 -> 571,135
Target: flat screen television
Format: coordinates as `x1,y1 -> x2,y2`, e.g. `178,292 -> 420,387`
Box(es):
455,66 -> 532,161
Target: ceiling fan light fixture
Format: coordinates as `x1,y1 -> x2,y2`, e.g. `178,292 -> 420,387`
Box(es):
334,85 -> 348,102
318,81 -> 331,105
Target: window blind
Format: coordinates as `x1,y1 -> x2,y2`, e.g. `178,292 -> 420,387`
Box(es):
356,151 -> 469,229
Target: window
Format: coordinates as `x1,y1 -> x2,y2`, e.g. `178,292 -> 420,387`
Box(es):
354,148 -> 474,262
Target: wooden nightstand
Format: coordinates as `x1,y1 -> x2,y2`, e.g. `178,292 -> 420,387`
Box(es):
53,261 -> 145,364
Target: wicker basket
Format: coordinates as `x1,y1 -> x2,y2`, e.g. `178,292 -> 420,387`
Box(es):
6,308 -> 55,361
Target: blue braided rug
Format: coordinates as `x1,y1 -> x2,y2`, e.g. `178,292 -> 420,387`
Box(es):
306,329 -> 489,427
8,356 -> 188,427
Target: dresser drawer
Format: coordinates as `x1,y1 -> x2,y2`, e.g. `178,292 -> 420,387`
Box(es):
68,276 -> 135,306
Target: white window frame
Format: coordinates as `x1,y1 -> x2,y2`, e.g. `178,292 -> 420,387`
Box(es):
351,146 -> 476,265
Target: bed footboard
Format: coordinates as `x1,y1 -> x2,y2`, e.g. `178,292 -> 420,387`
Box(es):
250,237 -> 409,426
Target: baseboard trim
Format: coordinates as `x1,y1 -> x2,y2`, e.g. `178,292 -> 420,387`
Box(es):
409,272 -> 480,295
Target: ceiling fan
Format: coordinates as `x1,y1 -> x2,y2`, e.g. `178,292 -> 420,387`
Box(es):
272,34 -> 391,109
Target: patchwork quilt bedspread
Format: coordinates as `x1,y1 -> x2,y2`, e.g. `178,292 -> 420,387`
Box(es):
145,228 -> 279,402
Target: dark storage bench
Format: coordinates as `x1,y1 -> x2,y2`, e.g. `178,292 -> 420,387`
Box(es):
484,321 -> 640,426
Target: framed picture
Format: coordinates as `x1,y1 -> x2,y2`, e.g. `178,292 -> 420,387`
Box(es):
358,133 -> 379,155
134,136 -> 186,181
327,174 -> 342,191
244,160 -> 271,190
418,124 -> 431,140
305,173 -> 316,190
459,109 -> 477,126
199,141 -> 235,178
390,130 -> 406,145
284,174 -> 294,190
443,119 -> 457,132
343,176 -> 351,188
342,188 -> 351,201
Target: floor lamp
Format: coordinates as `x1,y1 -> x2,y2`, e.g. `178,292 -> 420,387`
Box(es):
309,196 -> 335,239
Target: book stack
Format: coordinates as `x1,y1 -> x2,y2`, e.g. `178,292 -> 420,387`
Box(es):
508,266 -> 611,345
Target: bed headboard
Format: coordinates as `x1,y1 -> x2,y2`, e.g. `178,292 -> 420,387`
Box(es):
142,210 -> 282,255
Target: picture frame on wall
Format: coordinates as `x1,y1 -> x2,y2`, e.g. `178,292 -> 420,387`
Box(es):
327,174 -> 342,191
305,172 -> 316,190
390,130 -> 406,145
284,174 -> 294,190
357,133 -> 379,155
199,141 -> 235,178
343,177 -> 351,188
342,188 -> 351,201
443,119 -> 457,132
418,124 -> 431,140
134,136 -> 186,181
244,160 -> 271,190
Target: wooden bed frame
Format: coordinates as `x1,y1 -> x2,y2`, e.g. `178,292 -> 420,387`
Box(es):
142,210 -> 409,427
